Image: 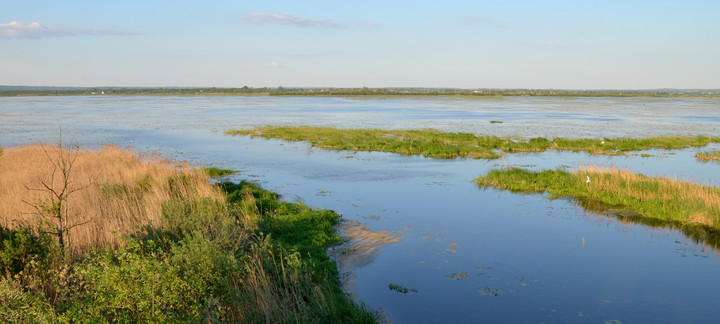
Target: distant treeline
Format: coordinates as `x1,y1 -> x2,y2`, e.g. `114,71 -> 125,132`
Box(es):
1,86 -> 719,98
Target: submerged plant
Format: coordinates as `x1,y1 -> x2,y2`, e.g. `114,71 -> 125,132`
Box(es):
388,283 -> 418,294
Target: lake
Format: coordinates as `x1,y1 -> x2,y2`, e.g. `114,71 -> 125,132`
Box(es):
2,95 -> 720,323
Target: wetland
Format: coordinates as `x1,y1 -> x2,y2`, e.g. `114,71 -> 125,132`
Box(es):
1,95 -> 720,323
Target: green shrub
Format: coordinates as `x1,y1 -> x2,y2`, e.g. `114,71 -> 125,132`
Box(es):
61,240 -> 201,322
0,226 -> 52,277
0,280 -> 57,323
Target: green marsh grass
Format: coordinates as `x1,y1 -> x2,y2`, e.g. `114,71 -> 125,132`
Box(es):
696,150 -> 720,162
475,166 -> 720,229
201,166 -> 236,177
226,126 -> 720,159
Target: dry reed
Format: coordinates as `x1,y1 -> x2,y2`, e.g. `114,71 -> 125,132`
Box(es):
577,166 -> 720,227
0,144 -> 224,254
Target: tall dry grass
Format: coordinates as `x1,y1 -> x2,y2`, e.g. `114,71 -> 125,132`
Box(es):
576,166 -> 720,227
0,144 -> 224,254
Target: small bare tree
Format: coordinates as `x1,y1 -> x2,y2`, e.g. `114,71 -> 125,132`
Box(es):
22,138 -> 93,258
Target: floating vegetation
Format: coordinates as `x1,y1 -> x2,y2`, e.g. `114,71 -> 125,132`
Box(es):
489,120 -> 504,124
475,166 -> 720,230
388,283 -> 418,294
480,287 -> 503,296
444,272 -> 469,280
226,126 -> 720,160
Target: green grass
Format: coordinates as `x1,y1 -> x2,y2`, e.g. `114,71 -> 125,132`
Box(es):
475,167 -> 720,230
696,150 -> 720,162
200,166 -> 236,177
489,120 -> 504,124
226,126 -> 720,160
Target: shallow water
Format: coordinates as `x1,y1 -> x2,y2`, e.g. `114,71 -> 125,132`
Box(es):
2,95 -> 720,323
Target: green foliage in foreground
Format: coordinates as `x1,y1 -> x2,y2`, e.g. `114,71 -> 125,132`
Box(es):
475,168 -> 720,230
0,181 -> 376,323
226,126 -> 720,160
696,150 -> 720,162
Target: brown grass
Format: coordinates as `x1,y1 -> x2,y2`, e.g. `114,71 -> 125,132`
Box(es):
577,166 -> 720,226
0,144 -> 223,254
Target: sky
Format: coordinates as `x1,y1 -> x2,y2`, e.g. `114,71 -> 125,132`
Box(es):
1,0 -> 719,89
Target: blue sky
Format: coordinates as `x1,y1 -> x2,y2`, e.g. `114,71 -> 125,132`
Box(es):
2,0 -> 718,89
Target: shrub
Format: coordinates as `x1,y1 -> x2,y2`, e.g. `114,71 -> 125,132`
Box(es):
0,226 -> 52,277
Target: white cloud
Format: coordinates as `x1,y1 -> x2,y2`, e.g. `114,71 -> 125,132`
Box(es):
0,21 -> 133,39
239,13 -> 347,28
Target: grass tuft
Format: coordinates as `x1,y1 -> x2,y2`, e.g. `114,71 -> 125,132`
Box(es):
696,150 -> 720,162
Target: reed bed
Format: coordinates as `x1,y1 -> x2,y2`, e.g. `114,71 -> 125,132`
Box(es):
1,144 -> 376,322
696,150 -> 720,162
0,144 -> 223,254
475,166 -> 720,229
226,126 -> 720,159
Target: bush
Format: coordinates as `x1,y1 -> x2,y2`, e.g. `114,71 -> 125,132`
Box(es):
0,226 -> 52,277
0,280 -> 57,323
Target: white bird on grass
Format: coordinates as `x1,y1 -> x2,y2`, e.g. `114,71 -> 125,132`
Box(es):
586,176 -> 591,184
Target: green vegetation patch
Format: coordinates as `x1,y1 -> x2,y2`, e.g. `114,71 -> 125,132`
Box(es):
475,167 -> 720,230
696,150 -> 720,162
388,283 -> 418,294
200,166 -> 236,177
226,126 -> 720,159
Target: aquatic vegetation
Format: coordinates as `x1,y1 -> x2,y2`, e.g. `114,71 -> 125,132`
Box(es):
489,120 -> 504,124
200,166 -> 235,177
444,272 -> 469,280
695,150 -> 720,162
475,166 -> 720,229
226,126 -> 720,159
0,144 -> 377,323
388,283 -> 418,294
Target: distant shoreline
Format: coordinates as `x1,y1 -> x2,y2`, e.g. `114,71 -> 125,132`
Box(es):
1,87 -> 719,98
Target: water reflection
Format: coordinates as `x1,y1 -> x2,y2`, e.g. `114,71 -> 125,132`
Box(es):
577,198 -> 720,252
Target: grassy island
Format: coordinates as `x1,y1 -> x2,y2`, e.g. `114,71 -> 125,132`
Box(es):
0,144 -> 375,323
226,126 -> 720,159
696,150 -> 720,162
475,167 -> 720,230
